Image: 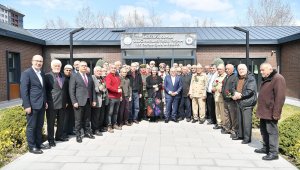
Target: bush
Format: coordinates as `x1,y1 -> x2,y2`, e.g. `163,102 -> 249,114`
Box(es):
279,111 -> 300,165
252,105 -> 260,128
0,106 -> 27,167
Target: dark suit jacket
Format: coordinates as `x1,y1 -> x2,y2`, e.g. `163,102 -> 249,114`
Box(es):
181,74 -> 192,97
62,76 -> 72,107
164,75 -> 182,99
146,75 -> 163,99
45,71 -> 65,110
20,67 -> 46,110
69,72 -> 96,106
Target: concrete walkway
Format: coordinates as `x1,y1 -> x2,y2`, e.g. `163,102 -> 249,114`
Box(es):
2,121 -> 297,170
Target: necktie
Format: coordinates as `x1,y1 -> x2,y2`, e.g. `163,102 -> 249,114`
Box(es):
83,74 -> 88,87
56,74 -> 62,88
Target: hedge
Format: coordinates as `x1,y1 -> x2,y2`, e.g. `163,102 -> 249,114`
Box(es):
279,111 -> 300,166
0,106 -> 27,167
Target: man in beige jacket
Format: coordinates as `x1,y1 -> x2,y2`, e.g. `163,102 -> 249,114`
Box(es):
189,64 -> 208,124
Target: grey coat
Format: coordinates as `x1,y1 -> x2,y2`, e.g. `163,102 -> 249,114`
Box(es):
92,75 -> 103,108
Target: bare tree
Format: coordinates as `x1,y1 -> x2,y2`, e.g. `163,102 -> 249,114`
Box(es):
247,0 -> 295,26
44,17 -> 70,29
149,8 -> 162,27
75,6 -> 96,28
109,10 -> 120,28
95,11 -> 107,28
201,18 -> 216,27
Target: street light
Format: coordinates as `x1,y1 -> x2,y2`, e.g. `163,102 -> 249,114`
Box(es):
70,27 -> 84,65
233,26 -> 249,67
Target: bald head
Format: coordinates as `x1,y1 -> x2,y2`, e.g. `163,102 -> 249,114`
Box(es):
32,55 -> 43,71
260,63 -> 273,78
225,64 -> 234,75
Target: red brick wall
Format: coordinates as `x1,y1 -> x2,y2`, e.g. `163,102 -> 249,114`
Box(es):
43,46 -> 121,72
196,45 -> 278,67
0,36 -> 43,101
281,40 -> 300,99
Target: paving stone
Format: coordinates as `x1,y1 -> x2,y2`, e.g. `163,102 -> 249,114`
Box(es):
60,163 -> 101,170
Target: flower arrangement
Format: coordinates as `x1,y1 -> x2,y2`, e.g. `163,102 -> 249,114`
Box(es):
225,90 -> 233,98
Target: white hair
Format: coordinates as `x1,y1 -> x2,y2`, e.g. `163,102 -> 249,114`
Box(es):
51,59 -> 62,68
238,64 -> 248,71
93,66 -> 102,73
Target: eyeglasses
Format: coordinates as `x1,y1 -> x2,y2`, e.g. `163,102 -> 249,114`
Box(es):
32,60 -> 43,63
65,69 -> 71,72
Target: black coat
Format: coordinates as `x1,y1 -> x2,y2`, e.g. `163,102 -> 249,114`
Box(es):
127,70 -> 143,94
146,75 -> 163,99
181,74 -> 192,97
235,72 -> 257,108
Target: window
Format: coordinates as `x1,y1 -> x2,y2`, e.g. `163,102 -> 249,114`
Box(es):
8,52 -> 21,83
144,49 -> 173,56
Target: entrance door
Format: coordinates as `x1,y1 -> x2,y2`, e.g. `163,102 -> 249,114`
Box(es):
7,52 -> 21,100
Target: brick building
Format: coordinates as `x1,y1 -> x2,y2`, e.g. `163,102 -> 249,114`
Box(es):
0,22 -> 300,101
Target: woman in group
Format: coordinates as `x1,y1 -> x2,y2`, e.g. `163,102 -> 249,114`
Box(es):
146,67 -> 163,122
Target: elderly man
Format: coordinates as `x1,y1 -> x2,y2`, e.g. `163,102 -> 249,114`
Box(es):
149,60 -> 156,68
232,64 -> 257,144
178,66 -> 192,122
20,55 -> 49,154
221,64 -> 238,135
189,64 -> 208,124
190,65 -> 197,75
106,64 -> 122,132
164,67 -> 182,123
212,64 -> 227,129
114,61 -> 122,75
255,63 -> 286,161
127,62 -> 143,124
45,59 -> 68,148
206,64 -> 217,124
69,61 -> 97,143
72,60 -> 80,74
91,66 -> 105,136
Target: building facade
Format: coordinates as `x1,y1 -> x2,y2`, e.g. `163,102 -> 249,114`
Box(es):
0,4 -> 24,28
0,22 -> 300,101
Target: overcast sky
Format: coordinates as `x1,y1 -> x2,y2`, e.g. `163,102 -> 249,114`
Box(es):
1,0 -> 300,29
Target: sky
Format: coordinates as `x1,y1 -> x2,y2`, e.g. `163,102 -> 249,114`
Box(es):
1,0 -> 300,29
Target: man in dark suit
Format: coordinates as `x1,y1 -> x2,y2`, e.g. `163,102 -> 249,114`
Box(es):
69,61 -> 97,143
164,67 -> 182,123
45,59 -> 68,147
20,55 -> 50,154
178,66 -> 192,122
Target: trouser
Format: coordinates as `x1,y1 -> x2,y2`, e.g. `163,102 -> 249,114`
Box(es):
46,107 -> 65,142
63,104 -> 75,136
178,96 -> 192,119
206,92 -> 216,123
118,97 -> 130,125
215,100 -> 224,126
223,100 -> 238,132
130,92 -> 140,121
260,119 -> 279,154
26,107 -> 45,149
107,98 -> 120,126
74,99 -> 92,136
91,107 -> 101,131
165,97 -> 179,120
138,93 -> 146,120
192,97 -> 206,120
237,106 -> 253,142
100,100 -> 108,128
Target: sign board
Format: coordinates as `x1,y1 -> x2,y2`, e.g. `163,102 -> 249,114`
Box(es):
121,33 -> 197,49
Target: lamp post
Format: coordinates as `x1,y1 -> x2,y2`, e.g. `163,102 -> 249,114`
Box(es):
70,27 -> 84,64
233,26 -> 249,67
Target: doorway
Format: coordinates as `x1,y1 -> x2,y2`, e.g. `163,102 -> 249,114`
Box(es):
6,51 -> 21,100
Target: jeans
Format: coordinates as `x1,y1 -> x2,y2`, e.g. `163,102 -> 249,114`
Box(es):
107,98 -> 120,126
130,92 -> 140,121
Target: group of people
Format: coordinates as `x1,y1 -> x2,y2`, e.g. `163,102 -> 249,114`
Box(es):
20,54 -> 286,161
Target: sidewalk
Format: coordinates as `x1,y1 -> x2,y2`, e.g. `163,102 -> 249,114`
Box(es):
0,99 -> 22,109
2,120 -> 297,170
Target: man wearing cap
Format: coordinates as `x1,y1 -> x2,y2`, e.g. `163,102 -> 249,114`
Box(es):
189,64 -> 208,124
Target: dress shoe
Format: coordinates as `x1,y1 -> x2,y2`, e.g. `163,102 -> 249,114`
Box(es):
49,142 -> 56,147
133,120 -> 139,124
262,153 -> 279,161
213,125 -> 221,129
230,132 -> 238,139
107,126 -> 114,133
84,133 -> 95,139
254,148 -> 267,154
177,117 -> 183,121
192,119 -> 197,123
232,136 -> 243,140
113,124 -> 122,130
55,137 -> 69,142
94,130 -> 103,136
100,128 -> 107,132
199,119 -> 205,124
68,132 -> 76,136
207,121 -> 213,125
241,140 -> 251,144
39,144 -> 51,149
186,118 -> 191,122
171,119 -> 178,123
29,147 -> 43,154
221,129 -> 231,134
125,121 -> 132,126
165,119 -> 169,123
76,136 -> 82,143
